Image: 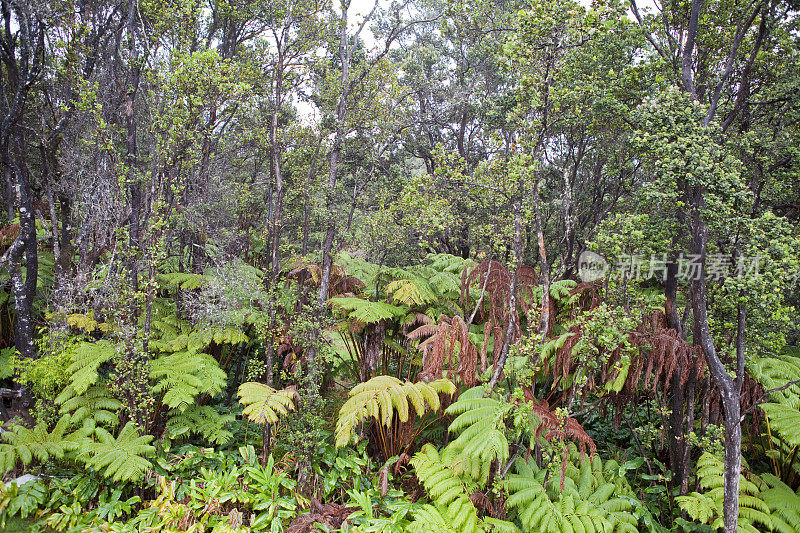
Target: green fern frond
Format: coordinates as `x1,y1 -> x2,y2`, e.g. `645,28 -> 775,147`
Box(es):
56,384 -> 121,428
166,405 -> 234,445
157,272 -> 206,290
237,383 -> 298,425
150,351 -> 226,411
66,341 -> 116,395
676,452 -> 774,532
335,376 -> 455,447
386,278 -> 438,306
79,423 -> 155,482
0,415 -> 78,473
410,444 -> 482,533
445,386 -> 512,481
329,297 -> 408,324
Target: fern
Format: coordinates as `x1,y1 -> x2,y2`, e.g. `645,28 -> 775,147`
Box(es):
158,325 -> 248,353
329,297 -> 408,324
410,443 -> 482,533
335,376 -> 455,447
675,452 -> 773,532
386,278 -> 438,306
237,382 -> 298,424
157,271 -> 206,291
65,312 -> 109,333
549,279 -> 578,299
150,351 -> 226,411
761,473 -> 800,533
66,341 -> 116,395
166,405 -> 234,445
55,383 -> 122,428
0,415 -> 78,474
78,423 -> 155,482
505,455 -> 640,533
445,386 -> 512,482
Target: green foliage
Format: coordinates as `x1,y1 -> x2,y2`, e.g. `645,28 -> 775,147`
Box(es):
56,383 -> 122,428
445,386 -> 512,482
78,423 -> 155,483
329,296 -> 409,324
237,382 -> 298,424
505,455 -> 640,533
66,341 -> 116,395
0,480 -> 49,527
150,350 -> 226,411
675,453 -> 772,533
335,375 -> 456,447
166,405 -> 234,445
409,443 -> 517,533
0,415 -> 77,473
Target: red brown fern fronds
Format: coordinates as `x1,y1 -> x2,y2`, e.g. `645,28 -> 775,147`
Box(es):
411,315 -> 480,386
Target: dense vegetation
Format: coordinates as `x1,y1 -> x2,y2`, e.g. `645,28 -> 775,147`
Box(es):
0,0 -> 798,531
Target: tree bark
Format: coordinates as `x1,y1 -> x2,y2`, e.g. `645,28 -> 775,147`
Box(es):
689,204 -> 740,533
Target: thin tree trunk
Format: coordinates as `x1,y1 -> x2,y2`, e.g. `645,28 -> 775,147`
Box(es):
689,205 -> 740,533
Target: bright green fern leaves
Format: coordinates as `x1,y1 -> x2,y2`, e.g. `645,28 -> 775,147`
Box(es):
505,455 -> 639,533
0,415 -> 77,473
79,423 -> 155,483
445,386 -> 512,482
335,375 -> 455,447
151,351 -> 226,411
676,453 -> 773,533
409,443 -> 518,533
237,382 -> 298,425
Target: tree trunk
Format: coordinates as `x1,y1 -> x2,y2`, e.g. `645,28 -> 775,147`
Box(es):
689,204 -> 740,533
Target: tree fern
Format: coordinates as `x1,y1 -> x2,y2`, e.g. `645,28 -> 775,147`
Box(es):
329,297 -> 408,324
335,376 -> 455,447
761,473 -> 800,533
78,423 -> 155,482
505,455 -> 640,533
159,325 -> 249,353
445,386 -> 512,482
410,443 -> 483,533
675,452 -> 773,532
237,382 -> 298,425
66,341 -> 116,395
166,404 -> 234,445
150,351 -> 226,411
0,415 -> 78,473
55,383 -> 122,428
386,278 -> 438,306
157,271 -> 206,291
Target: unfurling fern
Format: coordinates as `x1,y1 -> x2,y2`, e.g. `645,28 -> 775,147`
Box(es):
334,376 -> 455,447
675,452 -> 773,533
505,455 -> 639,533
0,415 -> 78,474
166,405 -> 234,445
150,351 -> 226,411
78,423 -> 155,482
237,383 -> 298,425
